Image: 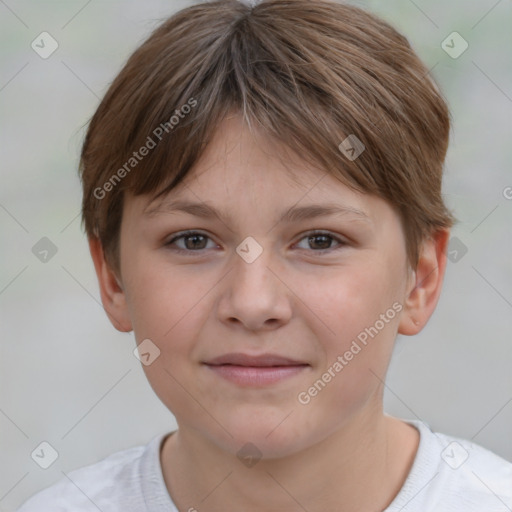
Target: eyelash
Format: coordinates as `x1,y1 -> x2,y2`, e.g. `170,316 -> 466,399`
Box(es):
165,230 -> 347,255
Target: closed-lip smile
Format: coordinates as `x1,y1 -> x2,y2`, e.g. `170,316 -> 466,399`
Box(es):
204,352 -> 309,367
203,353 -> 310,386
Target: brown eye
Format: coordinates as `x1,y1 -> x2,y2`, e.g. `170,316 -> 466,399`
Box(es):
166,231 -> 215,253
308,234 -> 333,250
182,234 -> 208,250
295,231 -> 345,253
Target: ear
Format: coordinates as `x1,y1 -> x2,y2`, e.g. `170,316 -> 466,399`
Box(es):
398,228 -> 450,336
88,237 -> 133,333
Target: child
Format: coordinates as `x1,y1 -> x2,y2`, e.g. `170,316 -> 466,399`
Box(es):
17,0 -> 512,510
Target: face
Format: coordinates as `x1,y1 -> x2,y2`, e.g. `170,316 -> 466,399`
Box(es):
113,115 -> 417,458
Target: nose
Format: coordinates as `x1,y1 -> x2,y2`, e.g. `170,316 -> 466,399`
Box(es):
216,246 -> 292,332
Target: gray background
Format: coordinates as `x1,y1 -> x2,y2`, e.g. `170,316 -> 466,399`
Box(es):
1,0 -> 511,510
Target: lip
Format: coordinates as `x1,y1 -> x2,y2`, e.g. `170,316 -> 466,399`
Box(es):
205,352 -> 308,367
203,352 -> 310,386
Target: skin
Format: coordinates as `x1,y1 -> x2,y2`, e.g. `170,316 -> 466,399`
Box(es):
90,114 -> 450,512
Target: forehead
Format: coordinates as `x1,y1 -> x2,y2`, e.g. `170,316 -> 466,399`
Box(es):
145,114 -> 370,210
188,115 -> 324,189
124,113 -> 399,232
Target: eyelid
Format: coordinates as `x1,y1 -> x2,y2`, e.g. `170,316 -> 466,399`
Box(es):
165,229 -> 347,254
165,230 -> 219,252
293,230 -> 347,252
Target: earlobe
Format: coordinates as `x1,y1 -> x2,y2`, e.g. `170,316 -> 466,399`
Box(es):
398,229 -> 450,336
88,237 -> 133,333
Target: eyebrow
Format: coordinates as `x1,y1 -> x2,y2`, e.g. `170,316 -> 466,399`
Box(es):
143,199 -> 371,224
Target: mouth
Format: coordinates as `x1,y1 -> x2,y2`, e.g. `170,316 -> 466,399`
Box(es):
202,353 -> 310,386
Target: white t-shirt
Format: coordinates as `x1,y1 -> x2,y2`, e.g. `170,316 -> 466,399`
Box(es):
16,419 -> 512,511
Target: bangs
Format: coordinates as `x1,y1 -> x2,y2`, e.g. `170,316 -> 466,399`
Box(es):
80,0 -> 455,273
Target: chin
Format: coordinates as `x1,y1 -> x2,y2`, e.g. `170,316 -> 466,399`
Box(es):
210,410 -> 319,461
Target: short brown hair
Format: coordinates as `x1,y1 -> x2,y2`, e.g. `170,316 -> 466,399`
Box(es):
79,0 -> 456,276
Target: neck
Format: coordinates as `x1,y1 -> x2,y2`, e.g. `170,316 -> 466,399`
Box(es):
161,408 -> 419,512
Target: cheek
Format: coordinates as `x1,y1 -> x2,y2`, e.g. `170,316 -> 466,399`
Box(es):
124,255 -> 204,344
293,261 -> 401,405
296,261 -> 398,346
127,260 -> 209,416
